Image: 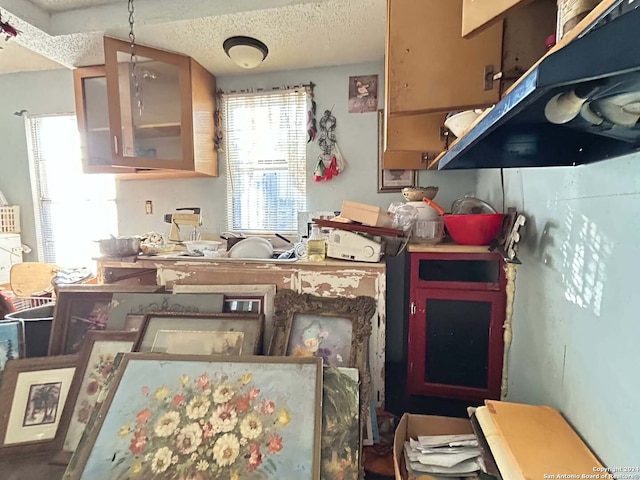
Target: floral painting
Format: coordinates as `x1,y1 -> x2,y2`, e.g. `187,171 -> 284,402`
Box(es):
151,331 -> 244,356
76,356 -> 321,480
23,382 -> 61,426
321,368 -> 359,480
286,314 -> 352,367
63,339 -> 135,454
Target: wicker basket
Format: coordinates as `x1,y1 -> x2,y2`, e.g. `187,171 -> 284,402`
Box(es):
0,206 -> 20,233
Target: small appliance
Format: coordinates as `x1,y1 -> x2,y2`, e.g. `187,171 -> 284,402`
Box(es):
326,230 -> 383,263
163,208 -> 202,243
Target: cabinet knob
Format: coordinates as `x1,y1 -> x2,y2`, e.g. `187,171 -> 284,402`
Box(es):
410,301 -> 416,315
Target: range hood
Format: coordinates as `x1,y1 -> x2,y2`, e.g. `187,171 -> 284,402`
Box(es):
438,1 -> 640,170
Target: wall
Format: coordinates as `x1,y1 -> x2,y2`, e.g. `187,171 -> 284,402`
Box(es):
475,156 -> 640,465
117,61 -> 477,236
0,69 -> 75,261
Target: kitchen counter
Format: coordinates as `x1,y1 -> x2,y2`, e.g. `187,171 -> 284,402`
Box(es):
95,255 -> 387,407
407,243 -> 492,253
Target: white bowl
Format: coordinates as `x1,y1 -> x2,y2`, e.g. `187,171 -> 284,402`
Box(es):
444,110 -> 482,137
183,240 -> 222,256
228,237 -> 274,259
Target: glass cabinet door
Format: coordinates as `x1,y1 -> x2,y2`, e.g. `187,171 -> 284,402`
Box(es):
104,37 -> 191,170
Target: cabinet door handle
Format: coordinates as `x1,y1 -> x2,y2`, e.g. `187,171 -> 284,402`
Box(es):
410,302 -> 416,315
113,136 -> 119,155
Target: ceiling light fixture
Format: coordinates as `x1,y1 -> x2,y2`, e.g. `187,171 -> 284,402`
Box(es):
223,36 -> 269,69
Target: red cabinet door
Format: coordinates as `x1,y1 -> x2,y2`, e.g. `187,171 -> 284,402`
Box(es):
407,287 -> 505,401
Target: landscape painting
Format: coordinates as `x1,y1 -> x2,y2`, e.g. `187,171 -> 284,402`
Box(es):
0,321 -> 21,373
287,313 -> 353,367
71,355 -> 322,480
151,330 -> 244,356
321,367 -> 359,480
23,382 -> 61,426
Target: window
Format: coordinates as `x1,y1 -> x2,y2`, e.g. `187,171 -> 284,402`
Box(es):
26,114 -> 117,268
224,90 -> 307,233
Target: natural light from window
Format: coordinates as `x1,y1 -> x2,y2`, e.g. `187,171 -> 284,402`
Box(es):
224,90 -> 307,233
27,114 -> 117,269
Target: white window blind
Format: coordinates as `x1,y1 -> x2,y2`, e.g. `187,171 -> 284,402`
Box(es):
224,90 -> 307,233
26,114 -> 117,268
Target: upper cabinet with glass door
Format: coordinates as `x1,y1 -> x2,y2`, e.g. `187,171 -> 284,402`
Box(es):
103,36 -> 218,176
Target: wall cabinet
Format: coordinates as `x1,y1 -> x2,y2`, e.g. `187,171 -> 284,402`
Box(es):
462,0 -> 532,37
383,0 -> 556,169
73,38 -> 218,178
407,251 -> 506,401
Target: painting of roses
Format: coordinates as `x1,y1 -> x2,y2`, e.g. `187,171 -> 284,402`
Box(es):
69,354 -> 322,480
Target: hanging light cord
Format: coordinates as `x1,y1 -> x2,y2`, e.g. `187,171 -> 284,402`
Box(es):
128,0 -> 142,116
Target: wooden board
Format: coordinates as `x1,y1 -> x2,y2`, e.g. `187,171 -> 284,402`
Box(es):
9,262 -> 61,297
312,219 -> 404,237
462,0 -> 533,37
481,401 -> 604,478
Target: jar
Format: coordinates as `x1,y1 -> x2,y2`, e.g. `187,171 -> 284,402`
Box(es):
406,201 -> 444,244
557,0 -> 600,41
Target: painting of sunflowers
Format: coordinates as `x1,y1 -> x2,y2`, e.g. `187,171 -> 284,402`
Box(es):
70,355 -> 322,480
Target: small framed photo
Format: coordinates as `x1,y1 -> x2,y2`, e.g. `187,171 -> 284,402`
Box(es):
377,109 -> 417,192
0,355 -> 77,458
134,312 -> 264,356
0,320 -> 24,376
52,330 -> 138,465
349,74 -> 378,113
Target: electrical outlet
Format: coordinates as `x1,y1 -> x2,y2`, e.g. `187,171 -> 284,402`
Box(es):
145,200 -> 153,214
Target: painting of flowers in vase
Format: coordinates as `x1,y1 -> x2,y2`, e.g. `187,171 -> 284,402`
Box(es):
71,355 -> 322,480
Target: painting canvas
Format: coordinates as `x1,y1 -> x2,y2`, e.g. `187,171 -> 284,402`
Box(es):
0,355 -> 76,458
321,367 -> 359,480
68,354 -> 322,480
151,330 -> 244,356
64,300 -> 111,354
348,74 -> 378,113
0,321 -> 22,374
136,313 -> 263,356
106,293 -> 224,331
55,331 -> 137,464
286,313 -> 352,367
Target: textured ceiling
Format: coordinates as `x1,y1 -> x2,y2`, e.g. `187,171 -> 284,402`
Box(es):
28,0 -> 121,13
1,0 -> 386,75
0,40 -> 64,73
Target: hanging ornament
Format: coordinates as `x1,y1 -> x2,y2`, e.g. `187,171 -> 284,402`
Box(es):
313,109 -> 345,181
306,82 -> 317,143
313,157 -> 325,182
128,0 -> 143,116
0,10 -> 20,43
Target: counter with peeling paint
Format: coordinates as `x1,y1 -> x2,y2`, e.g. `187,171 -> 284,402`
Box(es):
96,257 -> 388,407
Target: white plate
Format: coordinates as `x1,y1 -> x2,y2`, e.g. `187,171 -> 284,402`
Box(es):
228,237 -> 274,259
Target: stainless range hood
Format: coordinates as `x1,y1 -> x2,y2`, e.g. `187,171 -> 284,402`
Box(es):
438,0 -> 640,170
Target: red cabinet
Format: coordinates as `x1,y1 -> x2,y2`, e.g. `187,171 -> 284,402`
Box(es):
408,251 -> 506,401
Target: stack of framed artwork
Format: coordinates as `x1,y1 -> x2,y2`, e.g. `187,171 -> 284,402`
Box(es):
0,285 -> 377,480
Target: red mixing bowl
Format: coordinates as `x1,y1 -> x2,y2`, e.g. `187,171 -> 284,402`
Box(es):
444,214 -> 504,246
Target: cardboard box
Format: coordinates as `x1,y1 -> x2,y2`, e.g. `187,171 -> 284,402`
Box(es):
393,413 -> 475,480
340,201 -> 394,228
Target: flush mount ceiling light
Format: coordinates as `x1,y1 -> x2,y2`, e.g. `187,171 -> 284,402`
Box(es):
223,36 -> 269,69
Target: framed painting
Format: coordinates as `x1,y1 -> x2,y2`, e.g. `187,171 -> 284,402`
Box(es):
0,320 -> 24,378
66,354 -> 322,480
321,367 -> 360,480
48,285 -> 162,355
134,312 -> 264,356
377,109 -> 417,192
0,355 -> 77,458
172,284 -> 276,352
52,330 -> 139,465
348,74 -> 378,113
106,292 -> 225,331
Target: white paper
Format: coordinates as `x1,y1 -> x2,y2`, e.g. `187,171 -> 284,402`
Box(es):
405,450 -> 482,475
417,450 -> 481,468
417,434 -> 478,448
410,438 -> 479,454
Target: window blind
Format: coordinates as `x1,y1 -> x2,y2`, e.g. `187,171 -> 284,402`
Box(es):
26,114 -> 117,268
224,90 -> 307,233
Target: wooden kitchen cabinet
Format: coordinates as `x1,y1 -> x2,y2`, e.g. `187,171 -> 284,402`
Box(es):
407,251 -> 506,401
462,0 -> 532,37
103,37 -> 218,176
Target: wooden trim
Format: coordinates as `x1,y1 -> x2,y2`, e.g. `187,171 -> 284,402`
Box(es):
51,330 -> 138,465
0,355 -> 78,459
189,58 -> 218,177
65,354 -> 323,480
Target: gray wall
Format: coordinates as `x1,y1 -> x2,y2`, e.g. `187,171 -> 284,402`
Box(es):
0,69 -> 76,261
116,62 -> 477,236
475,156 -> 640,465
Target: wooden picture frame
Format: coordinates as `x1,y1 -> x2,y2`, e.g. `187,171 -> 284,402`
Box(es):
66,354 -> 323,480
48,285 -> 162,356
0,355 -> 77,458
269,289 -> 376,478
377,109 -> 417,192
52,330 -> 139,465
171,284 -> 277,351
134,312 -> 264,356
